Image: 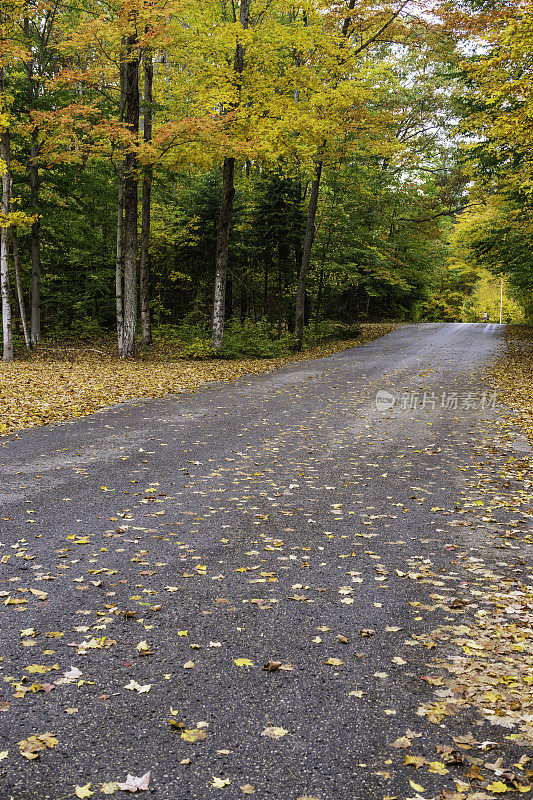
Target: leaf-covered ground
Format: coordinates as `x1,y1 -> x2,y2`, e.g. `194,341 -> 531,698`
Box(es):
0,324 -> 395,436
491,326 -> 533,445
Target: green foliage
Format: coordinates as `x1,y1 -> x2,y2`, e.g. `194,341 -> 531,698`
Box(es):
178,338 -> 215,360
420,293 -> 465,322
217,320 -> 292,359
304,321 -> 362,344
46,317 -> 105,343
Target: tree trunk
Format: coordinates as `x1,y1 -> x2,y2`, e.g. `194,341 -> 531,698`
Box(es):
314,268 -> 325,329
116,161 -> 124,354
212,156 -> 235,350
211,0 -> 251,351
277,257 -> 283,338
29,126 -> 40,346
240,281 -> 247,323
140,45 -> 153,347
0,121 -> 13,362
122,35 -> 140,358
263,259 -> 268,319
23,15 -> 41,347
116,45 -> 126,355
12,231 -> 31,350
294,159 -> 322,350
292,2 -> 356,349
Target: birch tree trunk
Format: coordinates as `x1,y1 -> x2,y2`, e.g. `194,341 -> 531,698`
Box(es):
0,121 -> 13,362
211,0 -> 251,351
122,35 -> 139,358
140,45 -> 153,347
212,156 -> 235,350
12,231 -> 31,350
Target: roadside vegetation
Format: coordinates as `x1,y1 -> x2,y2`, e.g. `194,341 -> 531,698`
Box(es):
493,326 -> 533,445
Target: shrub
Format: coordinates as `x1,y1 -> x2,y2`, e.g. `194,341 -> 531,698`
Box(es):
178,337 -> 215,359
218,320 -> 292,359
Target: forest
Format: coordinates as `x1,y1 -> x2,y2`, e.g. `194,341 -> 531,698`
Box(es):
0,0 -> 532,362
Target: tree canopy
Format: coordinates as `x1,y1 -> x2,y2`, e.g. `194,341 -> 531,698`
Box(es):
0,0 -> 531,361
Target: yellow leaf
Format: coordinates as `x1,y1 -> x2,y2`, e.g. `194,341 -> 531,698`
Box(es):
29,588 -> 48,600
136,641 -> 153,656
181,728 -> 208,742
234,658 -> 254,667
0,750 -> 8,760
404,755 -> 426,769
326,658 -> 344,666
100,782 -> 119,794
212,777 -> 231,788
427,761 -> 449,775
261,726 -> 288,739
75,784 -> 94,799
486,782 -> 510,793
409,780 -> 425,792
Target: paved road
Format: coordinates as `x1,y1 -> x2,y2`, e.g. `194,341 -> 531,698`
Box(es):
0,322 -> 526,800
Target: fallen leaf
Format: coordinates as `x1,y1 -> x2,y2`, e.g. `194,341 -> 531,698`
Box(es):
100,783 -> 119,795
18,732 -> 58,760
212,777 -> 231,788
136,641 -> 153,656
392,737 -> 412,748
181,729 -> 208,742
29,588 -> 48,600
116,772 -> 150,792
404,755 -> 426,769
234,658 -> 254,667
427,760 -> 448,775
124,680 -> 151,693
240,785 -> 255,794
75,784 -> 94,799
63,666 -> 83,681
263,661 -> 282,672
486,782 -> 511,794
261,726 -> 288,739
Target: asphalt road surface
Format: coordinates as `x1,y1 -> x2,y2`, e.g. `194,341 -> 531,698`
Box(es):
0,322 -> 529,800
